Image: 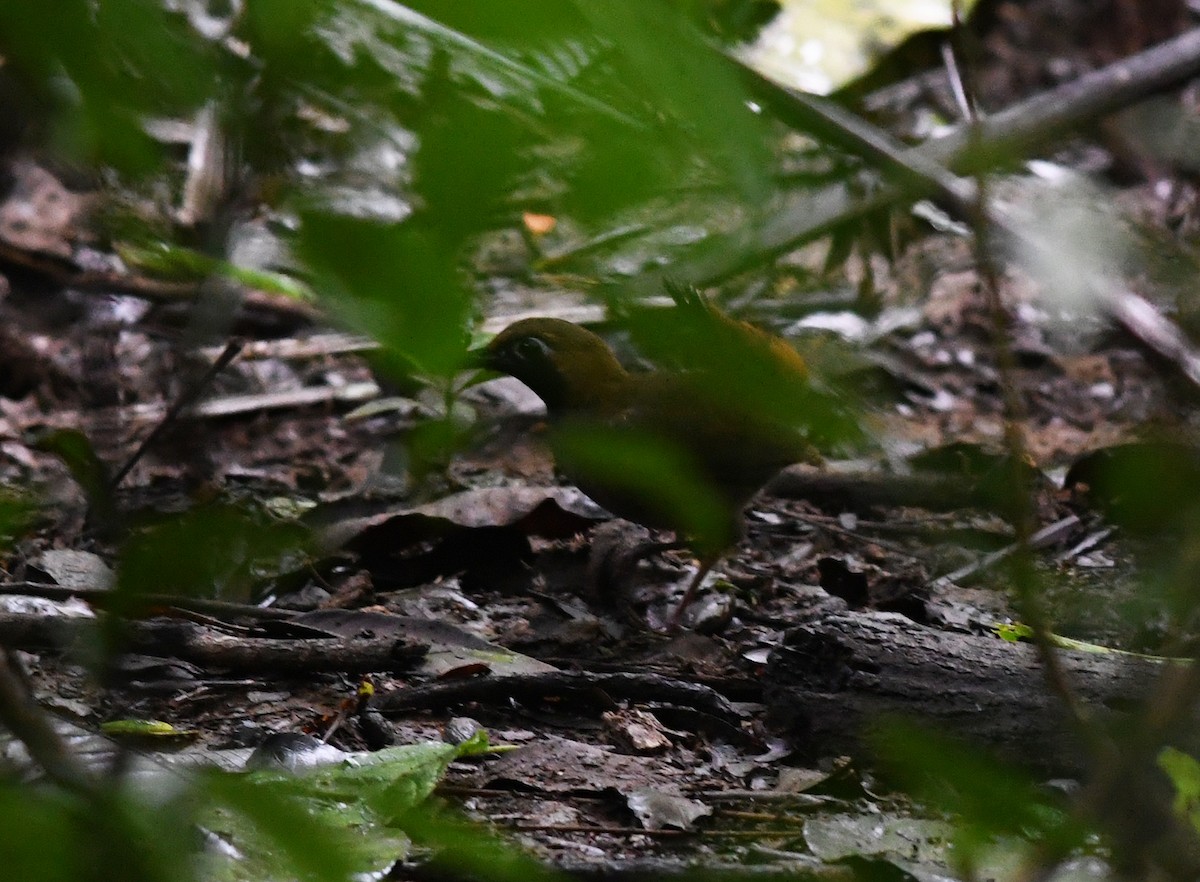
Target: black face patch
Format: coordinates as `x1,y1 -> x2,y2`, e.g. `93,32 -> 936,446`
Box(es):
491,333 -> 551,375
488,334 -> 568,411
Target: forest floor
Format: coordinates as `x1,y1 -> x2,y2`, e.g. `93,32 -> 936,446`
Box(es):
3,3 -> 1200,878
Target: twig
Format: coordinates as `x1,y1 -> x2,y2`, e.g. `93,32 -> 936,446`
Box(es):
619,28 -> 1200,296
0,582 -> 295,620
1053,526 -> 1115,564
510,823 -> 687,837
199,332 -> 377,362
940,39 -> 972,121
376,671 -> 741,721
953,15 -> 1100,769
1105,289 -> 1200,391
108,338 -> 244,489
0,650 -> 97,794
927,515 -> 1081,590
165,380 -> 382,419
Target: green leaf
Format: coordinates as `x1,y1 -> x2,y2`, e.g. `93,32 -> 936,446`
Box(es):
0,489 -> 36,552
994,622 -> 1033,643
118,503 -> 311,603
262,742 -> 461,823
1159,746 -> 1200,835
100,719 -> 200,743
297,213 -> 471,377
117,243 -> 315,301
201,737 -> 486,880
205,772 -> 369,882
871,720 -> 1085,873
572,1 -> 773,201
0,0 -> 213,172
0,779 -> 200,882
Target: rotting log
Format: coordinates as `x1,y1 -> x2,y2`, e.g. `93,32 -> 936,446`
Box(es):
763,612 -> 1174,772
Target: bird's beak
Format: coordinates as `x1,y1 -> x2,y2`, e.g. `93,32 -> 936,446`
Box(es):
464,344 -> 495,372
461,344 -> 504,388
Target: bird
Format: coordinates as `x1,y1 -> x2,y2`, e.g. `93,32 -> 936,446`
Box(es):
473,291 -> 842,627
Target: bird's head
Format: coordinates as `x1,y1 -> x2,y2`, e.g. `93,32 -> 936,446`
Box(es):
473,318 -> 630,417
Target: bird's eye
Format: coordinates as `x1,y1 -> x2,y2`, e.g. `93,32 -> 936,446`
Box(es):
514,336 -> 551,362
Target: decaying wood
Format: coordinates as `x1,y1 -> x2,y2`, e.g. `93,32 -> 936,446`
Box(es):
377,670 -> 743,723
764,466 -> 1002,513
0,613 -> 427,674
0,582 -> 295,620
763,612 -> 1177,772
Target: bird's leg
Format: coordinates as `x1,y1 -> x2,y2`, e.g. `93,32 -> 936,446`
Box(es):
666,554 -> 718,631
667,503 -> 751,630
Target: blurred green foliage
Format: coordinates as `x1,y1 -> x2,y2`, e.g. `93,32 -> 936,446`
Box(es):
0,490 -> 36,551
554,421 -> 734,555
6,1 -> 1182,880
297,213 -> 472,377
0,0 -> 213,171
272,0 -> 784,379
872,720 -> 1087,876
0,5 -> 811,879
1160,747 -> 1200,837
202,736 -> 495,880
0,732 -> 516,882
118,504 -> 310,602
0,779 -> 198,882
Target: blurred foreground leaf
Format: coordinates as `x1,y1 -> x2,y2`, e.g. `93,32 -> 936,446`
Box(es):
0,0 -> 214,172
0,489 -> 35,552
553,422 -> 733,555
872,720 -> 1085,874
119,504 -> 310,603
0,726 -> 517,882
203,733 -> 501,881
0,779 -> 198,882
1159,747 -> 1200,837
297,213 -> 471,378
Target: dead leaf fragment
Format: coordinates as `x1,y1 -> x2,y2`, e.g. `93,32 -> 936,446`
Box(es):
625,788 -> 712,831
32,549 -> 116,591
602,708 -> 672,754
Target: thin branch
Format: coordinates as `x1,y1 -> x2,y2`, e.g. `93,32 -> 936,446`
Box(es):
0,650 -> 97,795
109,338 -> 245,490
619,27 -> 1200,296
